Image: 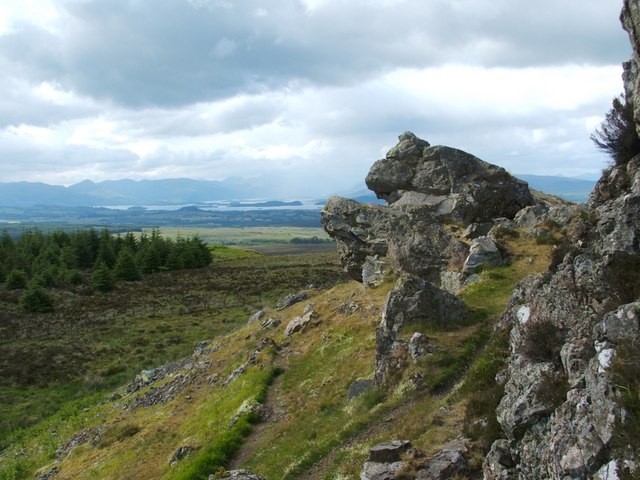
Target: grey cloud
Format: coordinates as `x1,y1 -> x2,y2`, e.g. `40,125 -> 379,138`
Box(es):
0,0 -> 628,109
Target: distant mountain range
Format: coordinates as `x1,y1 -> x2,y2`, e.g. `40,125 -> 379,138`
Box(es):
0,174 -> 597,207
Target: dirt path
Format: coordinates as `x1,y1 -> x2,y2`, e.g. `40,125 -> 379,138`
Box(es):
229,372 -> 287,470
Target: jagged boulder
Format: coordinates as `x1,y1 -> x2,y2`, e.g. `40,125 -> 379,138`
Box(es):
361,440 -> 411,480
375,275 -> 468,384
415,443 -> 469,479
365,132 -> 534,224
462,236 -> 504,274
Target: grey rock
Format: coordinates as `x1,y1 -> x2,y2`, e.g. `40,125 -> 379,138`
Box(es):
334,300 -> 361,314
194,340 -> 209,356
440,271 -> 466,295
362,256 -> 391,287
284,308 -> 316,336
169,445 -> 198,465
483,439 -> 517,480
375,275 -> 468,384
463,236 -> 503,274
365,133 -> 534,224
408,332 -> 432,360
36,467 -> 60,480
360,461 -> 406,480
514,204 -> 549,228
348,379 -> 374,399
210,470 -> 265,480
486,150 -> 640,475
547,203 -> 581,227
415,443 -> 468,480
322,196 -> 468,283
461,222 -> 493,239
275,292 -> 309,310
385,207 -> 469,283
259,317 -> 280,330
321,197 -> 399,281
56,426 -> 104,460
368,440 -> 412,463
247,310 -> 265,326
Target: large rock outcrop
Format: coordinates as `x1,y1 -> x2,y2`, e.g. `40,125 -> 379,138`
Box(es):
322,133 -> 534,284
365,132 -> 534,224
322,134 -> 538,388
483,155 -> 640,480
483,4 -> 640,474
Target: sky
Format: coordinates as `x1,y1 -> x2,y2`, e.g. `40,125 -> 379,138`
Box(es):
0,0 -> 632,197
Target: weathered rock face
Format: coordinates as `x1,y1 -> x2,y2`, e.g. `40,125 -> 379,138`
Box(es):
322,133 -> 537,388
484,133 -> 640,478
482,6 -> 640,477
322,196 -> 467,282
365,131 -> 534,224
622,0 -> 640,129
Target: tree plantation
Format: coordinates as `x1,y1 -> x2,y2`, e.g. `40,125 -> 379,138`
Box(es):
0,228 -> 212,310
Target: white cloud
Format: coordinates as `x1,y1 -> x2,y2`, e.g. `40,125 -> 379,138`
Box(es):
0,0 -> 631,193
0,0 -> 63,35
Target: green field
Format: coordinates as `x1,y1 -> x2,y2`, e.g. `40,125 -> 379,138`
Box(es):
144,226 -> 331,246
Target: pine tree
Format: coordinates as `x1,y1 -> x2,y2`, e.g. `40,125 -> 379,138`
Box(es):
92,261 -> 115,292
95,229 -> 116,268
114,248 -> 142,281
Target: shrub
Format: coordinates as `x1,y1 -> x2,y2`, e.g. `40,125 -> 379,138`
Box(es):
591,93 -> 640,166
65,269 -> 84,285
521,319 -> 563,364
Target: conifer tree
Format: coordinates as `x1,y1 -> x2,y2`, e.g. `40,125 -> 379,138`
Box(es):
95,229 -> 116,268
114,248 -> 142,281
92,261 -> 115,292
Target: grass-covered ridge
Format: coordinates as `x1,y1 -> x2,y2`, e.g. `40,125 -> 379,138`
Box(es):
0,224 -> 558,480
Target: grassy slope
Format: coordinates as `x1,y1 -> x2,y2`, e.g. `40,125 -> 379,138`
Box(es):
0,228 -> 555,480
0,250 -> 348,468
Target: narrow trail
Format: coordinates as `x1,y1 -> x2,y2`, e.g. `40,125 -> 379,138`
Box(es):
229,371 -> 287,470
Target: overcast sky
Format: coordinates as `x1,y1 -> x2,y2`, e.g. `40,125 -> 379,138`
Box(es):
0,0 -> 631,196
